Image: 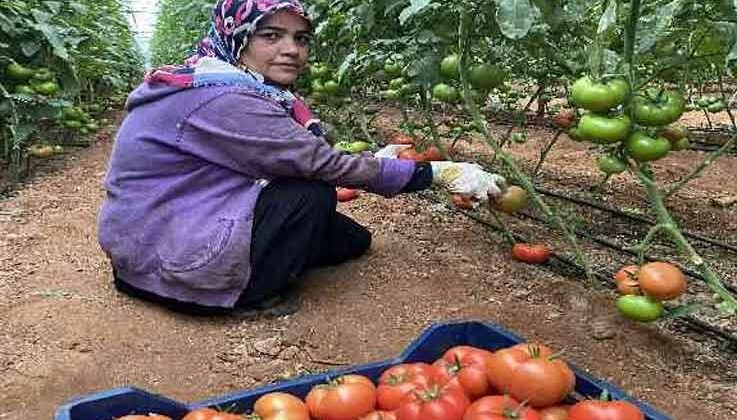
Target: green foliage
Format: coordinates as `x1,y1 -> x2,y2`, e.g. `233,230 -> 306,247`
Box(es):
0,0 -> 144,183
150,0 -> 213,67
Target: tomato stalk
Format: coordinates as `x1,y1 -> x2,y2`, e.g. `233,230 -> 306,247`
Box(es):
456,11 -> 594,281
633,164 -> 737,315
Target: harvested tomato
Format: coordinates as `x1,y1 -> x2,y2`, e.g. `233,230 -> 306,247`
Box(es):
395,382 -> 470,420
360,411 -> 398,420
463,395 -> 541,420
637,262 -> 686,301
512,243 -> 551,264
397,148 -> 423,161
568,399 -> 644,420
389,133 -> 415,145
487,344 -> 575,408
452,194 -> 474,209
306,374 -> 377,420
336,188 -> 360,203
182,408 -> 244,420
539,405 -> 571,420
433,345 -> 494,400
613,265 -> 640,295
252,392 -> 310,420
377,362 -> 434,410
492,186 -> 528,214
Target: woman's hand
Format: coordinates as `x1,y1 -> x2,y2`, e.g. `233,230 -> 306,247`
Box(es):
430,161 -> 506,202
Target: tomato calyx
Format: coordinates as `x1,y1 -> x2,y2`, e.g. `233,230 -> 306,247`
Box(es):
413,383 -> 446,401
384,372 -> 411,385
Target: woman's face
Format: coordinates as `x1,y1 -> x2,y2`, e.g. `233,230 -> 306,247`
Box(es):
239,11 -> 312,86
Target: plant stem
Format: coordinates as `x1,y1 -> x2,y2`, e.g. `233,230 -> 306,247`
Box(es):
623,0 -> 641,84
664,134 -> 737,199
532,130 -> 562,181
716,71 -> 737,128
634,165 -> 737,313
458,11 -> 593,280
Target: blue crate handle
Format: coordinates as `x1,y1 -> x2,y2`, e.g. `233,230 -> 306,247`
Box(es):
54,320 -> 672,420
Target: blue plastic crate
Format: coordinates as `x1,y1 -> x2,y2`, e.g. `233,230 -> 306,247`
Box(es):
55,320 -> 671,420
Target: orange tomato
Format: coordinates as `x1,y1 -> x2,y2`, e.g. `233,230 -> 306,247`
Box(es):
306,374 -> 377,420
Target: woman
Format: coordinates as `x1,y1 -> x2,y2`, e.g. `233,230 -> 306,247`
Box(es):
98,0 -> 505,316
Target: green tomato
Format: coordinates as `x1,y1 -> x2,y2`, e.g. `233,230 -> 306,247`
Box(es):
333,141 -> 352,153
577,113 -> 632,144
87,122 -> 100,131
6,63 -> 34,80
310,64 -> 329,78
322,80 -> 341,95
570,76 -> 630,112
440,54 -> 460,79
311,79 -> 324,93
695,97 -> 712,108
671,137 -> 691,152
80,127 -> 90,135
14,85 -> 35,95
656,123 -> 688,142
32,81 -> 60,96
52,145 -> 64,153
468,64 -> 505,91
631,89 -> 685,126
511,132 -> 527,144
62,107 -> 84,121
707,100 -> 726,113
616,295 -> 664,322
384,61 -> 402,78
63,120 -> 83,129
384,89 -> 401,101
388,77 -> 405,90
597,154 -> 627,174
566,126 -> 586,142
347,141 -> 371,153
432,83 -> 459,103
625,131 -> 671,162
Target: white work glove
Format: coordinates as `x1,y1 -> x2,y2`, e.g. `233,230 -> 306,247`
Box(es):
374,144 -> 412,159
430,161 -> 506,202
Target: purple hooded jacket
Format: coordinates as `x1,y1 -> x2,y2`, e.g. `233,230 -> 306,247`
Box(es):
98,83 -> 416,307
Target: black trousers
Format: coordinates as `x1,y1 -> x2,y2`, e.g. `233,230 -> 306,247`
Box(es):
114,179 -> 372,315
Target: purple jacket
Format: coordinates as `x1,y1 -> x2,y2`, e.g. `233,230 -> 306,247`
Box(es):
98,83 -> 415,307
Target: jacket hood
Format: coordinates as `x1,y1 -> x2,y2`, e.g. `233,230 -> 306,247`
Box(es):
125,82 -> 186,111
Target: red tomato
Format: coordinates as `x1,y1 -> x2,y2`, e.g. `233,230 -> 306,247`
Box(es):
390,133 -> 416,145
397,148 -> 423,161
568,400 -> 644,420
433,346 -> 494,400
462,395 -> 541,420
613,265 -> 640,296
182,408 -> 244,420
336,188 -> 360,202
539,405 -> 571,420
359,410 -> 398,420
395,382 -> 470,420
252,392 -> 310,420
117,415 -> 173,420
487,343 -> 575,408
452,194 -> 474,209
419,146 -> 444,161
511,243 -> 551,264
306,374 -> 377,420
377,363 -> 434,410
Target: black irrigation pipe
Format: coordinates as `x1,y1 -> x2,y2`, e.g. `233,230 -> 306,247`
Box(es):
541,187 -> 737,250
516,209 -> 737,296
419,192 -> 737,347
534,186 -> 737,254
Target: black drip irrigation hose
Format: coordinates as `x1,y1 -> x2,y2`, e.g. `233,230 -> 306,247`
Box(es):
418,191 -> 737,347
516,209 -> 737,296
534,186 -> 737,255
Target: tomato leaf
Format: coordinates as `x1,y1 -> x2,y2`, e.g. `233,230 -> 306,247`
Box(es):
398,0 -> 433,25
636,0 -> 684,53
597,0 -> 617,35
495,0 -> 534,40
30,10 -> 70,61
21,40 -> 42,58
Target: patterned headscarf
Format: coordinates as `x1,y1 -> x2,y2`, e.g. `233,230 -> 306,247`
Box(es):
192,0 -> 311,66
145,0 -> 321,135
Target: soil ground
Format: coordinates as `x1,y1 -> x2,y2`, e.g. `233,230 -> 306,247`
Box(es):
1,109 -> 736,420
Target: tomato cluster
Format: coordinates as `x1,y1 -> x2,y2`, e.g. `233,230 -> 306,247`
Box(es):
566,76 -> 692,176
613,262 -> 687,322
121,344 -> 645,420
432,54 -> 506,104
